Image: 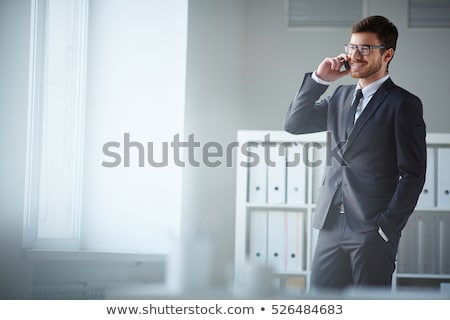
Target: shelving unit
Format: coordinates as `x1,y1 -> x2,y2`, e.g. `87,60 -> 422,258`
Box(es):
234,130 -> 450,294
234,130 -> 326,293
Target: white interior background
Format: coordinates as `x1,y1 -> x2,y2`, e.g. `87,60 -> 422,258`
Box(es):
1,0 -> 450,298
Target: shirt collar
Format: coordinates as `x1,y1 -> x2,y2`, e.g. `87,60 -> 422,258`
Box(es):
356,74 -> 390,98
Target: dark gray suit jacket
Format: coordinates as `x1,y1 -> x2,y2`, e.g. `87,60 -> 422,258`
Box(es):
284,73 -> 426,239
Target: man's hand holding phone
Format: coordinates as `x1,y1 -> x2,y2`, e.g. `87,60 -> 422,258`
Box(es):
315,54 -> 351,82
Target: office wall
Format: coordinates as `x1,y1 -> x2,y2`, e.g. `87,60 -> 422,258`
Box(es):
182,0 -> 247,287
240,0 -> 450,132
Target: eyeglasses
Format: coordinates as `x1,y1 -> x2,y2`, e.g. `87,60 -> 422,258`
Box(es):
344,44 -> 386,56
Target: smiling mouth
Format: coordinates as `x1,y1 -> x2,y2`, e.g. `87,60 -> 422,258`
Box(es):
351,62 -> 365,71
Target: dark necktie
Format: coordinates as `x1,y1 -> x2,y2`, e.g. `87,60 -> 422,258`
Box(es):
345,89 -> 363,138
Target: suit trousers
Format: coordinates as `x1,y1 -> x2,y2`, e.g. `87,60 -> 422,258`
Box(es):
310,207 -> 400,291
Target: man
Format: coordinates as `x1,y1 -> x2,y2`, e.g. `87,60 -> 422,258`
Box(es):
284,16 -> 426,291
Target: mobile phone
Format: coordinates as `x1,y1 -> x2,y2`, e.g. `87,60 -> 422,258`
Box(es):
343,59 -> 350,70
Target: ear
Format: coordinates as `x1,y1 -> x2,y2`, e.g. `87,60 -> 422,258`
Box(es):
384,48 -> 394,63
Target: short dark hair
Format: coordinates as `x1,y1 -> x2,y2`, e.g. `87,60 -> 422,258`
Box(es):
352,16 -> 398,51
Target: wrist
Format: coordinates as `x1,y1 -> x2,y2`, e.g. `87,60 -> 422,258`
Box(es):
312,71 -> 331,85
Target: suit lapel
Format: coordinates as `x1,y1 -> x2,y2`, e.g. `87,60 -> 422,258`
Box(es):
344,78 -> 394,151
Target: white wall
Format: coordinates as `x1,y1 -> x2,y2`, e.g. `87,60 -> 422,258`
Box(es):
182,0 -> 247,287
240,0 -> 450,132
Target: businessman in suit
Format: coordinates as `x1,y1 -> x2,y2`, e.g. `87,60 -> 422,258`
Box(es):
284,16 -> 426,290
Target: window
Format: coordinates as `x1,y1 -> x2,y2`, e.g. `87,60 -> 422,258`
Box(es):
287,0 -> 363,28
409,0 -> 450,28
23,0 -> 188,254
23,0 -> 88,249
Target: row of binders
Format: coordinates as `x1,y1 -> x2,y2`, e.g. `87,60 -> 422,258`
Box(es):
417,147 -> 450,208
248,210 -> 307,273
247,143 -> 325,204
397,212 -> 450,274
